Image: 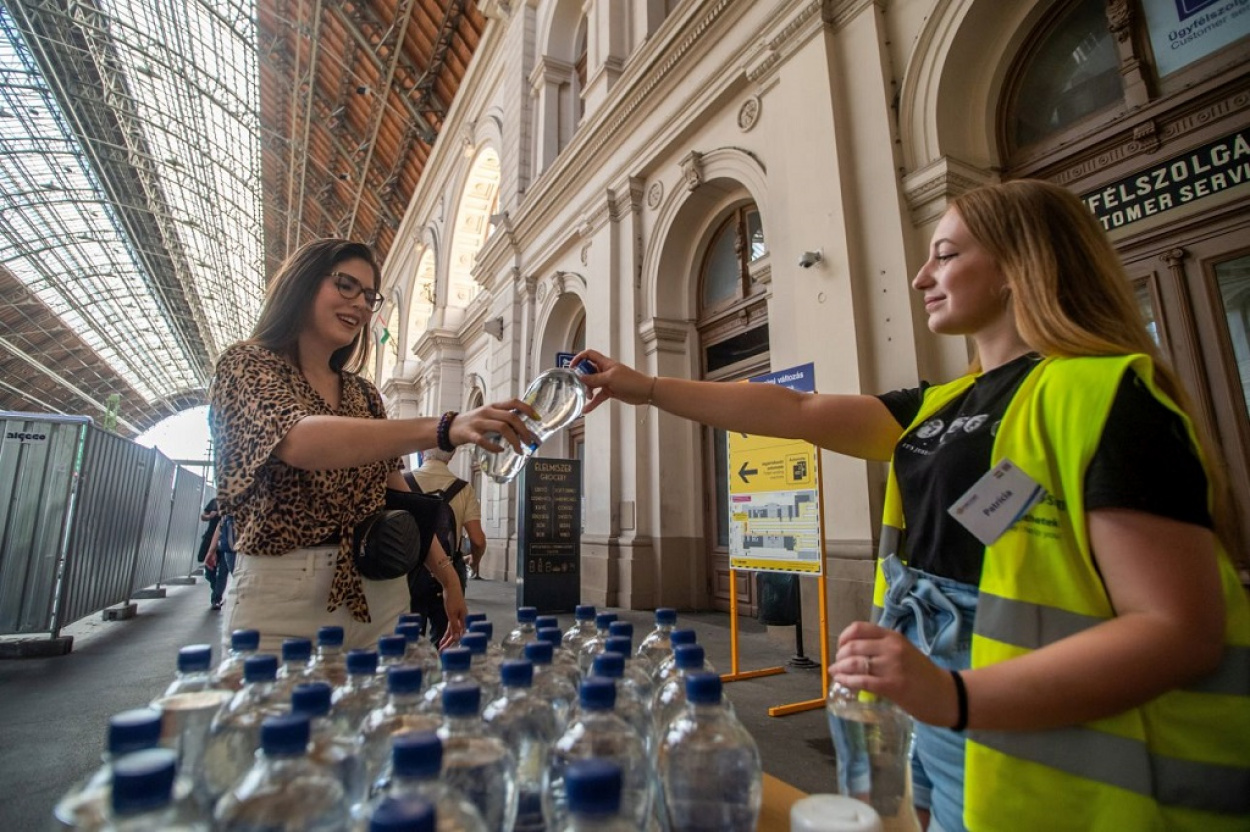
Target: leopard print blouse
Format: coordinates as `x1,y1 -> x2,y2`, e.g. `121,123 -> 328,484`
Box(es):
209,343 -> 398,623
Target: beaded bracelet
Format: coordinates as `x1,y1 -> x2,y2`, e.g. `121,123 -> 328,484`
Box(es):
436,410 -> 458,452
646,376 -> 659,405
950,670 -> 968,732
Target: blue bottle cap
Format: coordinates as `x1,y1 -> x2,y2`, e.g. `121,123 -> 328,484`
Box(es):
535,615 -> 559,630
230,629 -> 261,651
604,636 -> 632,656
465,613 -> 488,625
523,641 -> 553,665
395,623 -> 423,643
674,644 -> 705,670
291,682 -> 333,717
442,683 -> 481,717
536,627 -> 563,646
459,633 -> 487,655
176,644 -> 211,673
281,637 -> 312,662
260,713 -> 311,756
467,621 -> 494,639
317,626 -> 344,647
572,358 -> 598,376
440,647 -> 472,672
607,621 -> 633,638
516,606 -> 538,623
669,629 -> 696,647
378,635 -> 408,657
243,654 -> 280,683
391,731 -> 442,779
346,649 -> 379,675
107,708 -> 162,756
500,660 -> 533,688
574,604 -> 596,621
369,796 -> 436,832
685,671 -> 722,705
387,665 -> 423,695
110,748 -> 176,815
594,612 -> 618,630
397,613 -> 424,627
566,758 -> 622,816
579,677 -> 616,711
592,652 -> 625,679
655,608 -> 677,626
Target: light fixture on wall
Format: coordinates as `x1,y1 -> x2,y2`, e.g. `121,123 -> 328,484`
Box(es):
484,317 -> 505,340
797,250 -> 823,269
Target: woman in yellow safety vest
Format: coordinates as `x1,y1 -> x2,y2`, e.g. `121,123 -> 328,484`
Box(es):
572,179 -> 1249,831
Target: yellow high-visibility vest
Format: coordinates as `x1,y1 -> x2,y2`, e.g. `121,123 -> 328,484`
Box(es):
874,354 -> 1250,831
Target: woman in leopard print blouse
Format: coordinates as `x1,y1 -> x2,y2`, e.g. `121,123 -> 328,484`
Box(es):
209,239 -> 534,653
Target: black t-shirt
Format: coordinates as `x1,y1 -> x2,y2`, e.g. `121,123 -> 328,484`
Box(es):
877,354 -> 1211,584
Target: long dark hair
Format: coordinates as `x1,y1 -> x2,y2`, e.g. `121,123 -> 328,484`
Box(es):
248,239 -> 379,373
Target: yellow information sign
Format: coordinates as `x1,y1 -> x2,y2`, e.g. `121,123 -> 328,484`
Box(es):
727,431 -> 823,574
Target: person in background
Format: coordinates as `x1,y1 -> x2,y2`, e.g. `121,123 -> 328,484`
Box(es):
209,238 -> 536,653
196,497 -> 224,610
571,179 -> 1249,831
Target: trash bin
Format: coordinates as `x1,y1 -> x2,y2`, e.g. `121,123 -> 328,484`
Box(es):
756,572 -> 800,626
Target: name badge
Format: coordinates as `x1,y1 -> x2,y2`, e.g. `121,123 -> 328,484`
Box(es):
948,458 -> 1045,546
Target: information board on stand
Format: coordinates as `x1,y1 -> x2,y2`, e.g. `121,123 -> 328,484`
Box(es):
517,457 -> 581,613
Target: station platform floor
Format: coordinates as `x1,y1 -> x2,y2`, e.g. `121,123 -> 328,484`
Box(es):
0,573 -> 837,829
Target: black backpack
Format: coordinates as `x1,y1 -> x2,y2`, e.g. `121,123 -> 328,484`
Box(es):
401,472 -> 467,563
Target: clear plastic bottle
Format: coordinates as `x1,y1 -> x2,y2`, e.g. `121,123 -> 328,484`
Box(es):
366,795 -> 437,832
547,678 -> 652,831
652,644 -> 716,739
333,650 -> 386,737
561,759 -> 637,832
377,635 -> 410,677
653,630 -> 717,685
562,605 -> 598,653
826,683 -> 918,832
500,607 -> 539,659
636,609 -> 677,674
522,641 -> 577,733
482,660 -> 559,832
103,748 -> 205,831
358,731 -> 486,832
458,632 -> 501,703
272,637 -> 316,704
657,672 -> 761,832
395,623 -> 440,682
200,654 -> 286,805
54,708 -> 164,830
420,647 -> 475,715
212,629 -> 260,692
536,628 -> 582,689
590,652 -> 654,755
310,626 -> 349,688
151,645 -> 231,808
214,713 -> 351,830
291,682 -> 368,809
602,635 -> 654,701
359,666 -> 440,793
577,613 -> 620,674
466,621 -> 508,665
472,360 -> 597,484
438,683 -> 518,832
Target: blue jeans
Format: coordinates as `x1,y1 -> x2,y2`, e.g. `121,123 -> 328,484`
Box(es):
205,551 -> 234,606
876,555 -> 978,832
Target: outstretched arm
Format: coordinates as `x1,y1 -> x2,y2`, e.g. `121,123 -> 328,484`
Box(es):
571,348 -> 903,461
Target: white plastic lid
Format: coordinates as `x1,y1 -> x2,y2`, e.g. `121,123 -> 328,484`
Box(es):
790,794 -> 883,832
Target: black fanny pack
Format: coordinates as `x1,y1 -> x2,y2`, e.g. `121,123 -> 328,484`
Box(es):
351,509 -> 421,581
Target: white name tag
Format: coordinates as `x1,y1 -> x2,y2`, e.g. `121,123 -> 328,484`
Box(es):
948,458 -> 1045,546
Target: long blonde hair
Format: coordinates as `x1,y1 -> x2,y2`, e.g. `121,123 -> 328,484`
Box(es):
952,179 -> 1237,551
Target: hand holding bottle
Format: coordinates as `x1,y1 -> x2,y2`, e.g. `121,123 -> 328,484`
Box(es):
832,621 -> 961,729
568,349 -> 655,413
449,398 -> 541,453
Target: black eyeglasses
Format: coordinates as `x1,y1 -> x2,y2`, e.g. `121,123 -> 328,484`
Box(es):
328,272 -> 384,311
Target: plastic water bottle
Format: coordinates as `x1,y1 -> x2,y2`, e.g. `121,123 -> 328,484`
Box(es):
536,627 -> 582,690
459,632 -> 502,702
272,637 -> 316,703
657,672 -> 761,832
358,731 -> 486,832
577,613 -> 620,673
482,660 -> 559,832
472,360 -> 596,483
652,644 -> 715,738
563,605 -> 598,652
590,652 -> 654,754
420,647 -> 475,714
214,713 -> 351,829
653,630 -> 717,684
366,795 -> 437,832
332,650 -> 386,737
378,635 -> 411,676
395,623 -> 441,681
200,654 -> 286,804
466,621 -> 508,670
547,678 -> 652,831
790,794 -> 885,832
212,629 -> 260,692
562,759 -> 637,832
636,609 -> 677,673
359,666 -> 440,792
104,748 -> 205,831
501,607 -> 539,659
602,636 -> 654,701
54,708 -> 164,830
310,626 -> 349,688
826,684 -> 918,831
151,645 -> 230,807
522,641 -> 577,733
292,682 -> 368,809
438,684 -> 518,832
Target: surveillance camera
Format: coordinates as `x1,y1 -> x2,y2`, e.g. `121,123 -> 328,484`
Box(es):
798,250 -> 823,269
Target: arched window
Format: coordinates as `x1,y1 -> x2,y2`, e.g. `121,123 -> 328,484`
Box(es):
574,16 -> 588,125
699,205 -> 766,316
